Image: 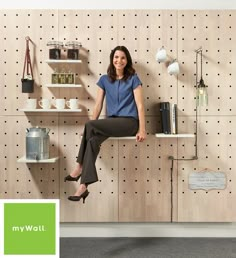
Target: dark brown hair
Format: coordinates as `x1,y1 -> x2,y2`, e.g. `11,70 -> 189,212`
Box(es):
107,46 -> 135,82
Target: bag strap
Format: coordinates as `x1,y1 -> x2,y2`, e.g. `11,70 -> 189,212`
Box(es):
22,36 -> 33,79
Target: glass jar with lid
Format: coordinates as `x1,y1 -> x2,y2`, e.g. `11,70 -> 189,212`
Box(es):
65,41 -> 82,60
47,41 -> 64,59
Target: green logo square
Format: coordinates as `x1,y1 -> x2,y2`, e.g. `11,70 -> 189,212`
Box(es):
4,203 -> 56,255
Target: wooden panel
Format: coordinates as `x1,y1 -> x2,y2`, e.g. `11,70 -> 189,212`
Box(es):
117,10 -> 178,115
118,116 -> 177,221
177,115 -> 236,221
59,116 -> 119,222
177,10 -> 236,116
0,115 -> 59,199
57,10 -> 119,116
1,10 -> 59,115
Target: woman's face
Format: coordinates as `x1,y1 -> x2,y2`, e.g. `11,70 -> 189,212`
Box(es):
113,50 -> 127,73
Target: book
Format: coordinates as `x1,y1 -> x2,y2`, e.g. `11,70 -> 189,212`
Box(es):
160,102 -> 171,134
160,102 -> 178,134
170,103 -> 178,134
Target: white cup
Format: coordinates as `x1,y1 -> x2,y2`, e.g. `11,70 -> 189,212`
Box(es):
156,47 -> 167,63
66,99 -> 79,109
167,60 -> 180,75
26,99 -> 37,109
54,99 -> 65,109
38,99 -> 51,109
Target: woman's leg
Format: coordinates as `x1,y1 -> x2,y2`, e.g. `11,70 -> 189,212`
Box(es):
70,117 -> 139,198
69,163 -> 82,178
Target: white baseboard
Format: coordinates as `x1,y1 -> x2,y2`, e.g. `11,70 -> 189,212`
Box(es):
1,0 -> 235,9
60,223 -> 236,238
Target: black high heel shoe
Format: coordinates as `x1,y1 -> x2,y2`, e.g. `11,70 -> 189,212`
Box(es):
64,174 -> 81,182
68,189 -> 90,203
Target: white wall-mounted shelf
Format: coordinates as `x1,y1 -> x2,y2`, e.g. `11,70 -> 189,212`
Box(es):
80,135 -> 136,140
109,136 -> 136,140
17,156 -> 59,163
20,109 -> 82,112
45,84 -> 82,88
45,59 -> 82,64
155,133 -> 195,138
80,134 -> 195,140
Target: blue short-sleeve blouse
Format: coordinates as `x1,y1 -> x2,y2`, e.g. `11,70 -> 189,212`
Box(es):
97,74 -> 142,119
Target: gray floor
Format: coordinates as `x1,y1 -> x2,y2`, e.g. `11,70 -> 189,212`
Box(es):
60,237 -> 236,258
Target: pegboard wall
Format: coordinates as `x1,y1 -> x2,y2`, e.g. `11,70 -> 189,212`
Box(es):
0,10 -> 236,222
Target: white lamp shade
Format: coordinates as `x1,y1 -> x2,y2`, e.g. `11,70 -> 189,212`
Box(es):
155,48 -> 167,62
167,60 -> 180,75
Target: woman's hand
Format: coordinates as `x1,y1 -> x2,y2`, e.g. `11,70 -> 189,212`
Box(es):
136,130 -> 146,142
133,86 -> 146,143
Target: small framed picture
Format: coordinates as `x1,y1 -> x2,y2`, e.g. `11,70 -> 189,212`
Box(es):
67,73 -> 75,84
58,73 -> 66,84
51,73 -> 59,84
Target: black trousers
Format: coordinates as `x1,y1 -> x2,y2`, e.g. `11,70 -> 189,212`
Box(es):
76,117 -> 139,185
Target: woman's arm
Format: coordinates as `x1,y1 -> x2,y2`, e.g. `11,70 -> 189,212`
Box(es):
133,85 -> 146,142
92,87 -> 105,120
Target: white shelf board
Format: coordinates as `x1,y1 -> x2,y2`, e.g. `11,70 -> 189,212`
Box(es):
20,109 -> 82,112
45,59 -> 82,64
45,84 -> 82,88
17,156 -> 59,163
80,135 -> 136,140
155,133 -> 195,138
109,136 -> 136,140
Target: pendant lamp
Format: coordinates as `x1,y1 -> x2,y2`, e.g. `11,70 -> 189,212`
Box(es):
196,48 -> 208,107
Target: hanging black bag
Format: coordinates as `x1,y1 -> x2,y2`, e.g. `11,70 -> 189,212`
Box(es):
21,36 -> 34,93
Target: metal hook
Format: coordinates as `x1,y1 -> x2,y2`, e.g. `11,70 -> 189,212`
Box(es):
195,46 -> 202,53
25,36 -> 33,44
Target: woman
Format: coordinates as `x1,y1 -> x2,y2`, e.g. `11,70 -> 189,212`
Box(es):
65,46 -> 146,202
